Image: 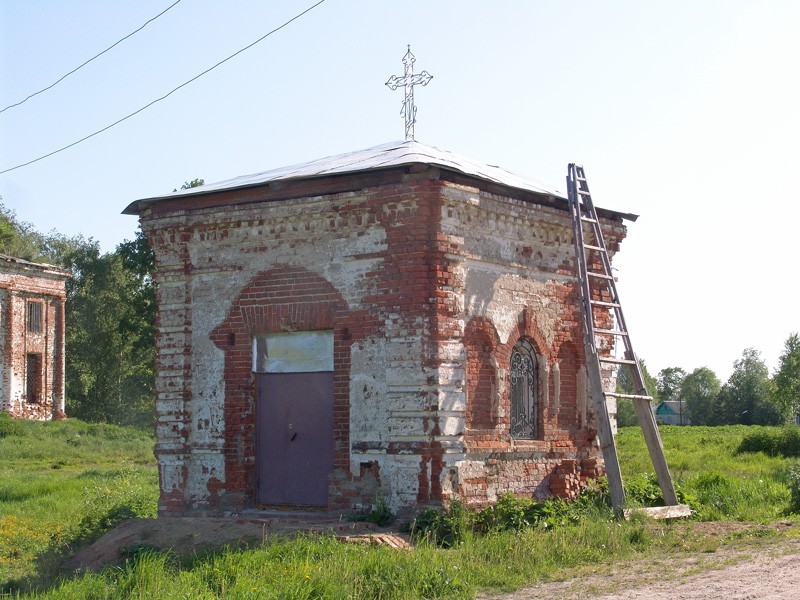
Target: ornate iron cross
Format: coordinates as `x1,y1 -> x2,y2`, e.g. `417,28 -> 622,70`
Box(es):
385,45 -> 432,141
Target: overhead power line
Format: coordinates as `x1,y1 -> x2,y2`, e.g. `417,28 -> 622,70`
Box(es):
0,0 -> 183,115
0,0 -> 327,175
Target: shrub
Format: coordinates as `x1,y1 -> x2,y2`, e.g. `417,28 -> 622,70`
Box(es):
406,500 -> 470,548
787,462 -> 800,514
623,472 -> 697,510
350,495 -> 395,526
409,482 -> 614,547
0,413 -> 24,438
737,426 -> 800,458
476,493 -> 534,531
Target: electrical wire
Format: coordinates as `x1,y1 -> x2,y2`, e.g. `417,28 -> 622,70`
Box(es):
0,0 -> 327,175
0,0 -> 183,115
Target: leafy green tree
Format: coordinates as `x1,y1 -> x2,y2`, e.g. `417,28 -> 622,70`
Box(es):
657,367 -> 686,404
64,239 -> 154,427
713,348 -> 787,426
615,396 -> 639,427
616,358 -> 659,400
773,332 -> 800,421
0,202 -> 47,261
615,359 -> 658,427
680,367 -> 721,425
0,199 -> 157,426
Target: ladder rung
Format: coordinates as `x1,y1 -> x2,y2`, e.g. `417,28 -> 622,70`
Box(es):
599,357 -> 637,365
604,393 -> 653,401
583,244 -> 606,252
594,328 -> 628,337
590,300 -> 620,308
587,272 -> 613,280
580,216 -> 597,223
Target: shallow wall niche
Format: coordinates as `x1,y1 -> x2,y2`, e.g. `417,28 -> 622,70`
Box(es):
206,265 -> 351,513
464,316 -> 500,431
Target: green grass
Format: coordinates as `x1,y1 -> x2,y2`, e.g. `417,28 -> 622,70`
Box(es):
14,518 -> 737,599
2,419 -> 799,598
617,425 -> 795,521
0,415 -> 157,589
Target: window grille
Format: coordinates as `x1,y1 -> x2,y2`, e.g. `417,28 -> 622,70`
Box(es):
27,301 -> 43,334
26,353 -> 42,403
510,339 -> 539,439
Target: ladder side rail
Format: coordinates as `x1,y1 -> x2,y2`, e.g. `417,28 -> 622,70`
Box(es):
568,165 -> 598,349
568,164 -> 626,511
632,396 -> 679,505
586,350 -> 626,510
576,178 -> 643,384
584,216 -> 649,397
587,226 -> 678,505
571,164 -> 679,508
577,181 -> 622,366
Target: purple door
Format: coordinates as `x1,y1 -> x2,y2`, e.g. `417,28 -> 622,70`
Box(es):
256,372 -> 334,507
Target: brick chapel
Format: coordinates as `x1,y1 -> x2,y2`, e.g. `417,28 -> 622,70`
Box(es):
125,141 -> 634,517
0,254 -> 69,420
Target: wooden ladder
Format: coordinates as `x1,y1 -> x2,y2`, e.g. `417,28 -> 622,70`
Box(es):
567,163 -> 679,511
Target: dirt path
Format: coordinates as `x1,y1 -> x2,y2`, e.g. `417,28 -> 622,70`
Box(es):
481,535 -> 800,600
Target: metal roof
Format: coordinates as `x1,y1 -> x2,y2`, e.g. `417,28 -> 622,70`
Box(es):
0,254 -> 70,277
124,140 -> 636,221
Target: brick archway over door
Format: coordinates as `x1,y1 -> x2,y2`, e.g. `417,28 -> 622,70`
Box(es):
210,266 -> 351,509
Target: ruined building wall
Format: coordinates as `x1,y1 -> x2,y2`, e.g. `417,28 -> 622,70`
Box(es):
0,260 -> 68,420
141,175 -> 626,516
435,184 -> 625,506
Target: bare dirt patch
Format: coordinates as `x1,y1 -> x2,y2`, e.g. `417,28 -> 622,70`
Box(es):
66,514 -> 394,572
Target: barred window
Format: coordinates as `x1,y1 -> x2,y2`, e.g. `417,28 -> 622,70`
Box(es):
27,301 -> 43,334
26,353 -> 42,403
510,339 -> 539,439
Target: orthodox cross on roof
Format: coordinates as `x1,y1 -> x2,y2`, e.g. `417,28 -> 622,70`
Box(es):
385,45 -> 432,141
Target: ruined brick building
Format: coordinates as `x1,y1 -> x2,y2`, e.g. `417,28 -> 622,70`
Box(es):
124,141 -> 632,516
0,255 -> 69,420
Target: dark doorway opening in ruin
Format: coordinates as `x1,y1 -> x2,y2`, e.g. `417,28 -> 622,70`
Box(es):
26,353 -> 42,403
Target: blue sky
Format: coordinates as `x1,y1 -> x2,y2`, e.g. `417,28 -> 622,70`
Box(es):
1,1 -> 798,382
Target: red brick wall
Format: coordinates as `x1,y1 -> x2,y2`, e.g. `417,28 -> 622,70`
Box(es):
0,261 -> 67,421
208,266 -> 353,511
141,170 -> 627,515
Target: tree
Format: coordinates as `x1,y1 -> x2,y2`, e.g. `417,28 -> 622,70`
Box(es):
615,359 -> 659,427
0,201 -> 47,261
616,359 -> 659,400
657,367 -> 686,404
713,348 -> 787,426
0,199 -> 157,426
680,367 -> 721,425
64,237 -> 155,427
773,332 -> 800,421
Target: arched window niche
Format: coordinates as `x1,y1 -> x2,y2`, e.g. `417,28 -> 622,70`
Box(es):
510,338 -> 540,439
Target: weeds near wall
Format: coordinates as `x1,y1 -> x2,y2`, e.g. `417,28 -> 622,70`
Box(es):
350,495 -> 396,527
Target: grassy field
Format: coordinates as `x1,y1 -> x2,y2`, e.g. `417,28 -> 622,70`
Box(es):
1,418 -> 798,598
0,415 -> 157,590
618,425 -> 796,521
